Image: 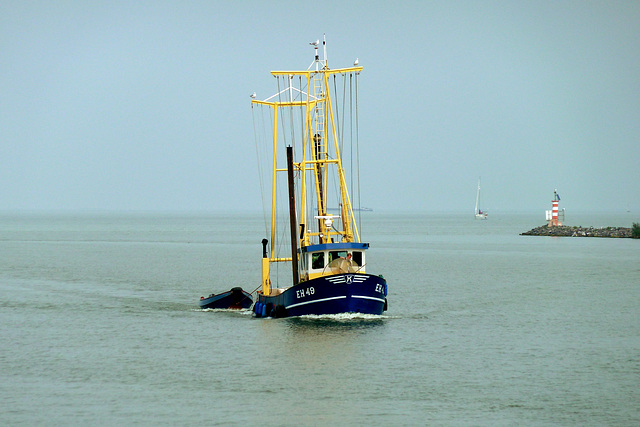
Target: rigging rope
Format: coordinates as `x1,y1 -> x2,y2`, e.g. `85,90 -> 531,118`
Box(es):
252,103 -> 270,236
355,73 -> 362,231
350,73 -> 354,210
252,69 -> 363,274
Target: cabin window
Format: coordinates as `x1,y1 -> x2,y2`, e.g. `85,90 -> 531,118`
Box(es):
309,249 -> 364,272
300,252 -> 308,272
329,250 -> 362,266
311,252 -> 324,269
329,251 -> 347,262
352,251 -> 362,266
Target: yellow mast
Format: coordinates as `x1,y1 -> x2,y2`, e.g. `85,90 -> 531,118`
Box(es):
270,106 -> 278,261
260,66 -> 363,246
252,40 -> 363,289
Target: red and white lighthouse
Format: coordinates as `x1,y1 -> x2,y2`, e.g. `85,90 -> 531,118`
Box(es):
546,190 -> 562,226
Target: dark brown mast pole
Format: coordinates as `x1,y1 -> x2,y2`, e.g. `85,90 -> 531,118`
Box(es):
286,146 -> 299,285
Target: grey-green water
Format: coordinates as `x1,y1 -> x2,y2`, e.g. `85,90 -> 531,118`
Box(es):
1,212 -> 638,425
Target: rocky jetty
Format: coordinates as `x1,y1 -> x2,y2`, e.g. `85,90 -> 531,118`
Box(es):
521,225 -> 633,238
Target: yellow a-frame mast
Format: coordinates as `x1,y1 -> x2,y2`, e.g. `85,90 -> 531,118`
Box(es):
252,36 -> 363,294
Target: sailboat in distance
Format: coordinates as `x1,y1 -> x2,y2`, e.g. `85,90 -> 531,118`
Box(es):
475,177 -> 488,219
250,36 -> 388,318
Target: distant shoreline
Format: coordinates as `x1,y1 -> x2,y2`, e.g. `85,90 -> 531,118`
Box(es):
521,225 -> 634,238
327,207 -> 373,212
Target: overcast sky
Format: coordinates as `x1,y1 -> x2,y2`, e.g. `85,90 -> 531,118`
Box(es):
1,1 -> 638,214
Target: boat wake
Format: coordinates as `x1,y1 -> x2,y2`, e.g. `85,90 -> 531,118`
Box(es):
195,308 -> 253,315
296,312 -> 389,321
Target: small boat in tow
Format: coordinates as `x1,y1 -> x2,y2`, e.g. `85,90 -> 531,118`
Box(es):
198,287 -> 253,310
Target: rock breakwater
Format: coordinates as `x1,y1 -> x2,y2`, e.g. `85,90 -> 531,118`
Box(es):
521,225 -> 633,238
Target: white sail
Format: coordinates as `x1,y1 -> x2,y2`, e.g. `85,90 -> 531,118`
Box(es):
475,177 -> 487,219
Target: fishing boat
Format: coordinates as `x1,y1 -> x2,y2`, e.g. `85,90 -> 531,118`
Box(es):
475,177 -> 488,219
250,36 -> 388,318
198,287 -> 253,310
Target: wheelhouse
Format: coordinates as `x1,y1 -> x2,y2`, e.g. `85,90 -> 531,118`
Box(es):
299,242 -> 368,281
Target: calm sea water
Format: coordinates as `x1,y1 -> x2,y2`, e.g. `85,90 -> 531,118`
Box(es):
1,212 -> 638,426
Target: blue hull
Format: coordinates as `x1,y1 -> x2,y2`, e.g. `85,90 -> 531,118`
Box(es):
254,274 -> 387,318
199,287 -> 253,309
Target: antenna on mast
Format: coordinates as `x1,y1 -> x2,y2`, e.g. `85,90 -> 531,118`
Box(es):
323,34 -> 327,68
308,38 -> 320,71
308,35 -> 328,71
